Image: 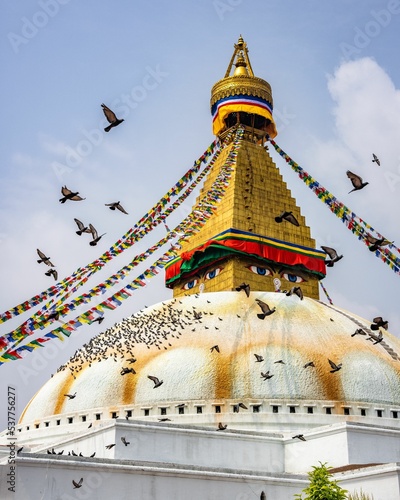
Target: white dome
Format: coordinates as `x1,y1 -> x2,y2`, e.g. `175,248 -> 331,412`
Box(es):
19,292 -> 400,429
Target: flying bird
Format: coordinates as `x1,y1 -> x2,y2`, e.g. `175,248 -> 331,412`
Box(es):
274,211 -> 299,226
217,423 -> 227,431
238,403 -> 248,410
210,345 -> 220,353
304,361 -> 315,368
274,359 -> 285,364
88,224 -> 105,246
328,359 -> 342,373
372,153 -> 380,166
120,367 -> 136,376
74,218 -> 91,236
321,246 -> 343,267
72,478 -> 83,489
64,392 -> 77,399
193,311 -> 202,320
292,434 -> 306,441
101,104 -> 124,132
286,286 -> 303,300
235,282 -> 250,297
255,299 -> 276,319
121,437 -> 130,446
45,268 -> 58,281
105,201 -> 128,214
254,353 -> 264,362
47,310 -> 60,321
371,316 -> 388,330
365,234 -> 391,252
59,186 -> 85,203
261,371 -> 274,380
105,444 -> 116,449
148,375 -> 163,388
91,316 -> 104,324
36,249 -> 54,267
346,170 -> 369,193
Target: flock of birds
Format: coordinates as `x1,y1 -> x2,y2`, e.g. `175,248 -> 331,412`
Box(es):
35,104 -> 127,281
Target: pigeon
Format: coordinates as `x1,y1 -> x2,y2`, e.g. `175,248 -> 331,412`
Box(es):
121,437 -> 130,446
321,246 -> 343,267
36,249 -> 54,267
45,268 -> 58,281
105,202 -> 128,214
286,286 -> 303,300
328,359 -> 342,373
238,403 -> 248,410
64,392 -> 77,399
254,353 -> 264,362
292,434 -> 306,441
210,345 -> 220,353
260,492 -> 266,500
127,357 -> 136,364
47,310 -> 60,321
90,452 -> 96,457
365,234 -> 391,252
274,211 -> 299,226
17,447 -> 23,454
158,418 -> 171,422
304,361 -> 315,368
255,299 -> 276,319
261,371 -> 274,380
367,330 -> 383,345
71,450 -> 78,456
91,316 -> 104,324
88,224 -> 105,246
58,450 -> 64,455
351,328 -> 367,337
346,171 -> 369,193
101,104 -> 124,132
148,375 -> 163,388
74,218 -> 91,236
105,444 -> 116,449
372,153 -> 380,166
120,367 -> 136,375
217,423 -> 227,431
274,359 -> 285,364
193,311 -> 202,320
88,423 -> 93,428
59,186 -> 85,203
72,478 -> 83,489
371,316 -> 388,330
235,282 -> 250,297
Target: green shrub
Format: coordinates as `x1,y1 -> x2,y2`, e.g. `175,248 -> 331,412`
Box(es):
295,462 -> 347,500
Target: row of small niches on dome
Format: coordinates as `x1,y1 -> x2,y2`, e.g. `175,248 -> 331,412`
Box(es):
19,404 -> 400,431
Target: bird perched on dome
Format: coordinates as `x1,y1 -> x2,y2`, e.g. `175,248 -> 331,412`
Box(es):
59,186 -> 85,203
274,211 -> 299,226
105,201 -> 128,214
321,246 -> 343,267
346,171 -> 369,193
101,104 -> 124,132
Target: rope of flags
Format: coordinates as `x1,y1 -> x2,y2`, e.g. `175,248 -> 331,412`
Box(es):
269,139 -> 400,275
319,281 -> 334,305
0,138 -> 222,326
0,127 -> 244,364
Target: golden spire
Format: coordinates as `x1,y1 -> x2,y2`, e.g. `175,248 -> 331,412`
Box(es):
210,36 -> 277,139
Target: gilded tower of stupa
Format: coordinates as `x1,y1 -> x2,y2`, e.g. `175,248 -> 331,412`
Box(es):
165,36 -> 326,299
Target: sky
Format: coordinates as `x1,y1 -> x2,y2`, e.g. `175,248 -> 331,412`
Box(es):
1,0 -> 399,430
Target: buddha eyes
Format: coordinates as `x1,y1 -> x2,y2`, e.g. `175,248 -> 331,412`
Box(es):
204,267 -> 222,280
247,265 -> 305,283
248,265 -> 272,276
182,279 -> 198,290
282,273 -> 305,283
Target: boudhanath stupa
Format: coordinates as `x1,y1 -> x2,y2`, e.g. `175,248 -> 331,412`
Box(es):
1,36 -> 400,500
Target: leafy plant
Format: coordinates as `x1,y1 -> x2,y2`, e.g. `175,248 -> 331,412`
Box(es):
295,462 -> 347,500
